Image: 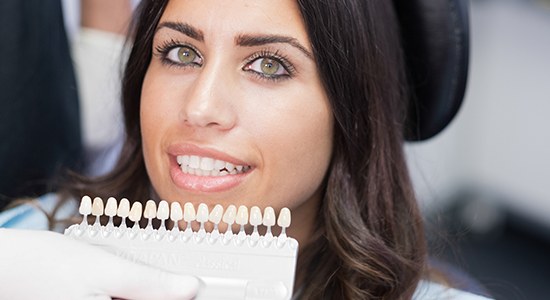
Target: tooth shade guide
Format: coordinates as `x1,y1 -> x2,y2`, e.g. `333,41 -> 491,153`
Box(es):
117,198 -> 130,229
91,197 -> 104,227
79,196 -> 92,227
170,202 -> 183,232
74,197 -> 295,240
104,197 -> 118,230
70,199 -> 297,247
196,203 -> 209,236
222,204 -> 237,236
157,200 -> 170,232
235,205 -> 248,240
79,196 -> 92,215
183,202 -> 196,236
249,206 -> 262,240
209,204 -> 224,237
143,200 -> 157,234
129,202 -> 143,230
105,197 -> 117,216
64,204 -> 299,300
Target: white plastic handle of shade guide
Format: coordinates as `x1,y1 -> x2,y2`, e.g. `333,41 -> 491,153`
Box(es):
65,197 -> 298,300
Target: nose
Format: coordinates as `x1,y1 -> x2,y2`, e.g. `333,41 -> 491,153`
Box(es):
180,62 -> 237,131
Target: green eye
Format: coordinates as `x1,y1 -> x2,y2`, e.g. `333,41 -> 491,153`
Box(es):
177,46 -> 197,64
164,45 -> 202,66
260,58 -> 281,75
246,57 -> 289,78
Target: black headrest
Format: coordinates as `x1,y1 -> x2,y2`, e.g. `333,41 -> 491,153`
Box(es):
394,0 -> 470,141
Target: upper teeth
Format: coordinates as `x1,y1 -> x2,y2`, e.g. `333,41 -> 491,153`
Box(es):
177,155 -> 249,176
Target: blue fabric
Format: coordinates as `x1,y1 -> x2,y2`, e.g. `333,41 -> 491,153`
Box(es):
0,193 -> 76,231
413,280 -> 493,300
428,258 -> 492,298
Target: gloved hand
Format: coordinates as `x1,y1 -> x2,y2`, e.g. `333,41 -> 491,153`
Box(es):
0,229 -> 200,300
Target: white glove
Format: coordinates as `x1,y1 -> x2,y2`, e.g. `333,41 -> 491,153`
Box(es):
0,229 -> 200,300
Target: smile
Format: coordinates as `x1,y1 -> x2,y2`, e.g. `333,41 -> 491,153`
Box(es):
177,155 -> 252,176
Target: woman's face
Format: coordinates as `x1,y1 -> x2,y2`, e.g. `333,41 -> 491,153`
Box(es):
141,0 -> 333,240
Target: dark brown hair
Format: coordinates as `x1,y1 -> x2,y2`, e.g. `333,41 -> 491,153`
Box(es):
67,0 -> 426,298
296,1 -> 426,298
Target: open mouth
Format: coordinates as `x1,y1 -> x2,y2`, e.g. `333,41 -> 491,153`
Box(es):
177,155 -> 252,176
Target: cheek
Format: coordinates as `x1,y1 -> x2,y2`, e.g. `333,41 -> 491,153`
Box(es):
247,87 -> 333,209
284,106 -> 333,202
141,69 -> 175,133
140,72 -> 160,158
140,69 -> 174,183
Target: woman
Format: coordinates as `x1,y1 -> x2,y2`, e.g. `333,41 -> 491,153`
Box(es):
0,0 -> 490,299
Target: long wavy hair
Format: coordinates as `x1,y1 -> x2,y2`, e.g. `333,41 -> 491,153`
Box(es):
67,0 -> 427,298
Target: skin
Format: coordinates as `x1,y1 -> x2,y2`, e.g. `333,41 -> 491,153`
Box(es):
81,0 -> 132,34
140,0 -> 333,248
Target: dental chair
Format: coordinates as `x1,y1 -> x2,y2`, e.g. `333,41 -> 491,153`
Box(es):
395,0 -> 469,141
394,0 -> 491,296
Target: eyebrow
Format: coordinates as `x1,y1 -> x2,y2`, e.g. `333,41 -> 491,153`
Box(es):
156,21 -> 313,59
156,21 -> 204,41
236,34 -> 313,59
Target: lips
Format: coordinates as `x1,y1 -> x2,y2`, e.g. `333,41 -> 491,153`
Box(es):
168,144 -> 253,193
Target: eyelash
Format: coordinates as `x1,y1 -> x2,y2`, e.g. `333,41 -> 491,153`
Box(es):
154,39 -> 202,68
243,50 -> 296,82
153,40 -> 296,82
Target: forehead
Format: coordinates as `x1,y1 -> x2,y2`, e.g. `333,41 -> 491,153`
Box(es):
159,0 -> 310,46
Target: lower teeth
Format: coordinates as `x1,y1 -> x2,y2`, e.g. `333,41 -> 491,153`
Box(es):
180,165 -> 248,176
